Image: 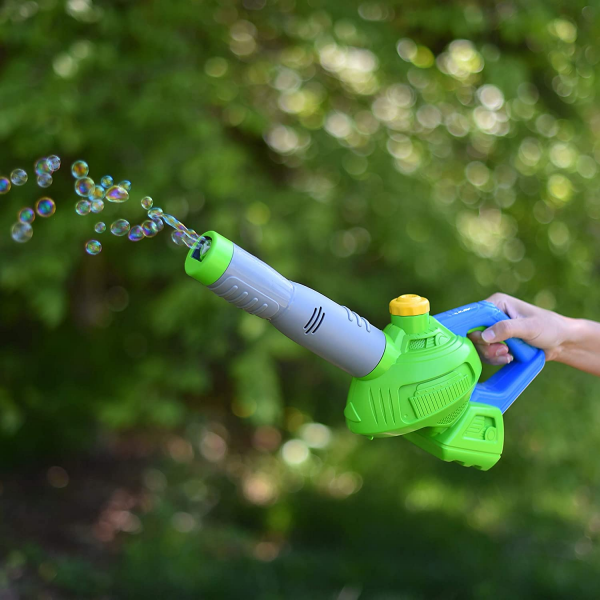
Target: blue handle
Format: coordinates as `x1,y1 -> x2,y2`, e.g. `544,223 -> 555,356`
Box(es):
434,301 -> 545,413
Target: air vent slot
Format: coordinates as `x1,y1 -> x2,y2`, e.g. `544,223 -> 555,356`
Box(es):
304,307 -> 325,334
409,336 -> 435,351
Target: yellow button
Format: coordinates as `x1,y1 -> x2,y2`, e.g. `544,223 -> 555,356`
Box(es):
389,294 -> 430,316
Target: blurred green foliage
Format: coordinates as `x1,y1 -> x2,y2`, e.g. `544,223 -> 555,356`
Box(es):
1,0 -> 600,597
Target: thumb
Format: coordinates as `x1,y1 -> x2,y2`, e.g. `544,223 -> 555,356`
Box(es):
481,317 -> 539,344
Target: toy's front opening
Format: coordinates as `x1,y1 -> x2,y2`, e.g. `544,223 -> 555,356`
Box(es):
191,237 -> 212,262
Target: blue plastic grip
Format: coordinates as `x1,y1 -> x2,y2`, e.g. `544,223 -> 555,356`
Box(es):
434,301 -> 545,414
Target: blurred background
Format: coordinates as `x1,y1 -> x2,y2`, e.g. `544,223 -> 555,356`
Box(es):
1,0 -> 600,598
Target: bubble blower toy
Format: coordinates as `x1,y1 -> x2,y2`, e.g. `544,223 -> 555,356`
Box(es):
185,231 -> 545,471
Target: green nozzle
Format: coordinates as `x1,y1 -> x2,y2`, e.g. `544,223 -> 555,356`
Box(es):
185,230 -> 234,286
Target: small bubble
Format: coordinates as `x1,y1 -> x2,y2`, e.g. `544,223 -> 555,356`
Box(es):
100,175 -> 114,189
75,177 -> 94,197
47,155 -> 61,171
118,180 -> 132,191
147,208 -> 163,219
88,185 -> 106,200
0,177 -> 11,194
85,239 -> 102,255
11,222 -> 33,243
94,222 -> 106,233
18,208 -> 35,224
152,217 -> 164,232
36,197 -> 56,217
141,219 -> 159,237
128,225 -> 144,242
171,231 -> 186,246
91,199 -> 104,213
35,158 -> 52,176
10,169 -> 28,186
37,174 -> 52,188
110,219 -> 130,236
75,200 -> 91,216
182,234 -> 196,248
105,185 -> 129,203
71,160 -> 89,178
141,196 -> 153,209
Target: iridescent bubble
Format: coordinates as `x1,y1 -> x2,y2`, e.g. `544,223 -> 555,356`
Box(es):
151,217 -> 164,232
128,225 -> 144,242
47,155 -> 61,171
37,174 -> 52,188
10,169 -> 28,186
85,240 -> 102,256
171,231 -> 185,246
91,199 -> 104,213
118,180 -> 132,192
18,208 -> 35,224
162,213 -> 185,230
11,222 -> 33,243
36,197 -> 56,217
182,234 -> 196,248
88,185 -> 106,200
75,177 -> 95,197
94,222 -> 106,233
147,208 -> 163,219
110,219 -> 130,236
71,160 -> 89,178
35,158 -> 52,176
100,175 -> 114,189
105,185 -> 129,203
75,200 -> 91,216
0,177 -> 11,194
141,196 -> 153,209
141,219 -> 159,238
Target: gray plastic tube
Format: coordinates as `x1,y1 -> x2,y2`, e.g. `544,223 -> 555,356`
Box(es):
206,244 -> 386,378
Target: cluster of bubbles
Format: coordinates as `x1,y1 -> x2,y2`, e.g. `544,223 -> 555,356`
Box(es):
66,159 -> 203,255
9,156 -> 61,243
8,155 -> 205,255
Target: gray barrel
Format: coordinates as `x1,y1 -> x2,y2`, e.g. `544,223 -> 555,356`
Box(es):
207,244 -> 386,378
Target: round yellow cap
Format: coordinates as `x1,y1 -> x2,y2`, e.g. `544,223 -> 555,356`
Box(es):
389,294 -> 430,316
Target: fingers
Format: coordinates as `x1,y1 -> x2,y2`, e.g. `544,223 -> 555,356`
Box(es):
481,316 -> 540,345
485,292 -> 537,320
468,331 -> 514,365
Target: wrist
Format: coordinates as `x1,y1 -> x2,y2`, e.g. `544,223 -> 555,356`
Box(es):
551,316 -> 582,363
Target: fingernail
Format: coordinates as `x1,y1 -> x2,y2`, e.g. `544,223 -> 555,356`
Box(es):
495,346 -> 507,357
482,329 -> 496,343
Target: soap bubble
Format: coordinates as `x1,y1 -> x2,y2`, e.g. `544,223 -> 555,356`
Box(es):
85,240 -> 102,255
47,155 -> 61,171
128,225 -> 144,241
94,222 -> 106,233
105,185 -> 129,203
110,219 -> 130,236
75,177 -> 94,197
91,199 -> 104,213
162,213 -> 186,231
37,174 -> 52,188
147,208 -> 163,219
71,160 -> 89,178
35,158 -> 52,176
10,169 -> 28,186
11,222 -> 33,243
18,208 -> 35,224
141,196 -> 153,209
171,231 -> 185,246
75,200 -> 91,215
151,217 -> 164,232
118,180 -> 132,191
141,219 -> 159,237
100,175 -> 114,188
0,177 -> 11,194
36,197 -> 56,217
182,234 -> 196,248
88,185 -> 106,200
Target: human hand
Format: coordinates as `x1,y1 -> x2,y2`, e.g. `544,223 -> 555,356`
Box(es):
467,293 -> 570,365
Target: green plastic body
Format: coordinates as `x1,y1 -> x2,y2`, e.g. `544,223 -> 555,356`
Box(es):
344,312 -> 504,470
